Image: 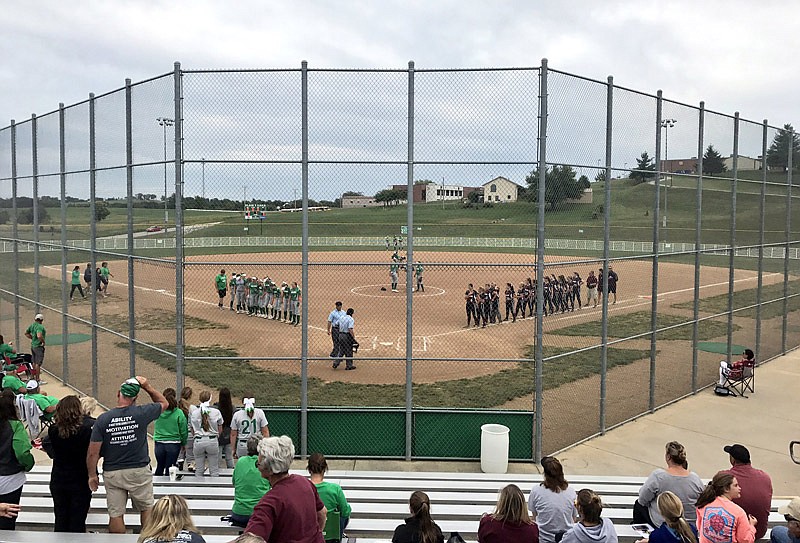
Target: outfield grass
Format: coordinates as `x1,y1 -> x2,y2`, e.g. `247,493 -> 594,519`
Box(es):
671,279 -> 800,319
550,310 -> 738,341
125,342 -> 649,408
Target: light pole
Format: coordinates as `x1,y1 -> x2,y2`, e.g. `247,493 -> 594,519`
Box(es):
660,118 -> 677,233
156,117 -> 174,234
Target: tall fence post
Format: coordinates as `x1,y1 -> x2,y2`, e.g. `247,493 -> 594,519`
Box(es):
126,79 -> 136,376
174,62 -> 185,391
692,102 -> 705,393
405,60 -> 415,461
726,113 -> 739,362
783,128 -> 794,354
10,120 -> 19,347
300,60 -> 309,458
649,91 -> 663,412
89,93 -> 98,398
59,103 -> 69,384
599,75 -> 613,433
534,58 -> 548,462
31,114 -> 40,312
755,120 -> 768,361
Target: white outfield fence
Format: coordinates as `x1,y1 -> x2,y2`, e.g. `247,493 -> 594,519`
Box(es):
2,236 -> 799,260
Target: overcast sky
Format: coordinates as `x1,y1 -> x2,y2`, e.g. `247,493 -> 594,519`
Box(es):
1,0 -> 798,200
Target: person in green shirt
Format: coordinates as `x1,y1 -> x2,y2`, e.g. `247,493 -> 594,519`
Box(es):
153,388 -> 188,476
70,265 -> 86,301
308,452 -> 351,538
100,262 -> 114,297
24,313 -> 46,384
229,435 -> 271,527
390,262 -> 400,292
24,380 -> 58,420
214,269 -> 228,310
281,282 -> 291,323
289,282 -> 302,326
414,263 -> 424,293
0,335 -> 17,363
2,365 -> 26,394
0,393 -> 34,530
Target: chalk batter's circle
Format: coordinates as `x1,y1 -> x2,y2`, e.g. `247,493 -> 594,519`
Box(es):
350,284 -> 446,298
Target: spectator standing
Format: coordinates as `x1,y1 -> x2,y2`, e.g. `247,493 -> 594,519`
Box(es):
87,376 -> 167,534
100,261 -> 114,297
528,456 -> 578,543
229,436 -> 271,528
153,388 -> 188,476
635,441 -> 704,527
230,397 -> 270,460
586,271 -> 598,308
245,436 -> 327,542
772,497 -> 800,543
138,495 -> 205,543
479,484 -> 539,543
216,387 -> 235,469
0,392 -> 34,530
189,390 -> 223,477
41,395 -> 94,532
308,452 -> 351,539
392,491 -> 444,543
178,386 -> 195,471
561,489 -> 618,543
24,313 -> 46,383
326,301 -> 345,360
70,265 -> 85,301
722,444 -> 773,540
695,472 -> 756,543
642,491 -> 697,543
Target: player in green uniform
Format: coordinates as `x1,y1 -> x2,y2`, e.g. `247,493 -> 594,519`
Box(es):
414,262 -> 424,292
281,282 -> 291,323
271,281 -> 282,320
228,274 -> 237,311
289,282 -> 302,326
214,269 -> 228,309
247,276 -> 261,316
100,262 -> 114,297
70,265 -> 86,301
390,262 -> 400,292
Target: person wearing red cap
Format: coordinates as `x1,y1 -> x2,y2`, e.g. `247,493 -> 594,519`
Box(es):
772,497 -> 800,543
722,443 -> 773,540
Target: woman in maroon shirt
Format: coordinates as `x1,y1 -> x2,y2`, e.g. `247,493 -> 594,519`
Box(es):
478,484 -> 540,543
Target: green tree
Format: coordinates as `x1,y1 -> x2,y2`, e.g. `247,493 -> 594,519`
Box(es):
766,123 -> 800,172
578,175 -> 590,190
594,170 -> 606,183
95,201 -> 111,222
17,206 -> 50,225
467,190 -> 483,204
630,152 -> 656,184
414,179 -> 434,185
0,210 -> 8,225
703,145 -> 728,175
524,165 -> 583,210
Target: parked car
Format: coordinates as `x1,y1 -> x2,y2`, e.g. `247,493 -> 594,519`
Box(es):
146,225 -> 163,232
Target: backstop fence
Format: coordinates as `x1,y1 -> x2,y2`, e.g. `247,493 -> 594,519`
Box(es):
0,60 -> 797,461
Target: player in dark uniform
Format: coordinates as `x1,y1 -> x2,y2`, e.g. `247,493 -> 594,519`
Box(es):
489,284 -> 500,324
572,271 -> 583,310
478,286 -> 490,328
607,266 -> 618,304
542,276 -> 553,316
465,284 -> 478,327
504,283 -> 515,322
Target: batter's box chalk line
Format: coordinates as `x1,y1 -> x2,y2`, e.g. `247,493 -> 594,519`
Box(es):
393,335 -> 430,352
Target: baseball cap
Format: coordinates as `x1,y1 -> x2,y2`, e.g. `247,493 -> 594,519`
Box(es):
120,378 -> 141,398
335,301 -> 343,306
25,380 -> 38,390
724,444 -> 751,464
35,313 -> 44,321
778,497 -> 800,520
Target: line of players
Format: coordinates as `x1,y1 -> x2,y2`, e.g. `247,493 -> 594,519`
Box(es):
464,272 -> 590,328
221,271 -> 302,326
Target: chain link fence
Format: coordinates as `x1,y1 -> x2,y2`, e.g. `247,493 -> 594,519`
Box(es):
0,60 -> 797,459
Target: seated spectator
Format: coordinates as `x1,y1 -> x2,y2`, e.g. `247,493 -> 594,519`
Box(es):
1,365 -> 26,394
722,444 -> 773,541
635,441 -> 704,527
41,395 -> 94,532
230,436 -> 271,528
479,484 -> 539,543
245,436 -> 326,542
308,452 -> 351,540
719,349 -> 754,386
640,491 -> 697,543
561,489 -> 618,543
138,495 -> 205,543
0,336 -> 17,362
392,491 -> 444,543
529,456 -> 578,543
695,472 -> 756,543
772,497 -> 800,543
23,380 -> 58,419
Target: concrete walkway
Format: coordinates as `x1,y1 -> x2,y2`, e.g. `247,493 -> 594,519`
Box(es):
31,348 -> 799,495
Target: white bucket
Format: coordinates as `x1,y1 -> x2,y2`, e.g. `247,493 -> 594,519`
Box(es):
480,423 -> 510,473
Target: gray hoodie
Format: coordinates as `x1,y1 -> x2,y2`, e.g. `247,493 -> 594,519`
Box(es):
560,518 -> 618,543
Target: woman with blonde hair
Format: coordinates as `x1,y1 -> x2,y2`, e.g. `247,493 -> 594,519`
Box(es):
479,484 -> 539,542
695,472 -> 756,543
642,491 -> 697,543
635,441 -> 704,527
188,391 -> 223,477
138,494 -> 205,543
529,456 -> 578,543
561,489 -> 618,543
392,491 -> 444,543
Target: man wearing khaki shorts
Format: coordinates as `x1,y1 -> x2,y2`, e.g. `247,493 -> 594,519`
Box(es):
87,376 -> 167,533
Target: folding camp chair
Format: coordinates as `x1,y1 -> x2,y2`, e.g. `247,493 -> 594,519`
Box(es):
721,358 -> 755,398
322,510 -> 341,543
15,394 -> 44,438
